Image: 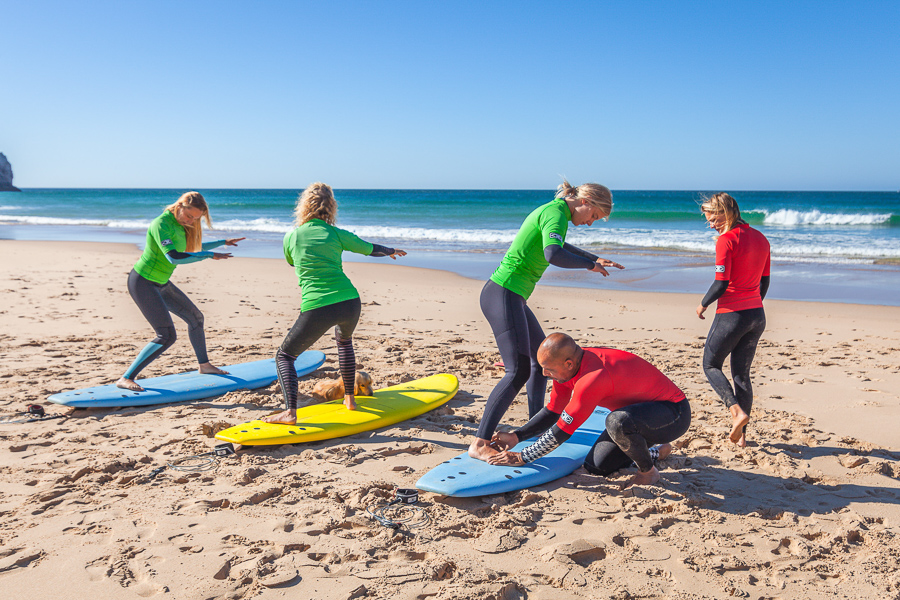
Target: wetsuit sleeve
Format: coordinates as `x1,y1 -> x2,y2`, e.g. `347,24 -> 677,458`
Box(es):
513,407 -> 561,441
701,280 -> 729,307
544,244 -> 596,270
165,250 -> 215,265
368,243 -> 397,257
283,232 -> 295,267
201,240 -> 228,251
760,275 -> 770,301
563,242 -> 598,262
520,425 -> 572,463
335,227 -> 375,256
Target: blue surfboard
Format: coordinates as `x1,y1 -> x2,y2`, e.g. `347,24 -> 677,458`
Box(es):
47,351 -> 326,408
416,407 -> 610,497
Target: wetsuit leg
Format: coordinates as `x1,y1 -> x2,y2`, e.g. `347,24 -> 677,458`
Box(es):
158,280 -> 208,364
703,308 -> 766,418
584,400 -> 691,475
279,298 -> 361,410
523,305 -> 548,418
123,269 -> 177,379
334,299 -> 362,397
475,280 -> 537,440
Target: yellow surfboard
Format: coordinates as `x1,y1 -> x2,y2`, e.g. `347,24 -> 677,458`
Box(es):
215,373 -> 458,446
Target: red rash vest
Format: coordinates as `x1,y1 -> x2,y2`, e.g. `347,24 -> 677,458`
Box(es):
714,223 -> 771,313
547,348 -> 686,435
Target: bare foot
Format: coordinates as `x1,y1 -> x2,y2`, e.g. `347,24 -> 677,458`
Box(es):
622,466 -> 661,489
344,394 -> 357,411
199,362 -> 229,375
261,410 -> 297,425
729,405 -> 750,445
116,377 -> 145,392
656,442 -> 673,461
468,438 -> 500,462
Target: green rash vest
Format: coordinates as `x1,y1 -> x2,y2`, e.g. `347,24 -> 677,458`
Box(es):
490,198 -> 571,299
284,220 -> 375,312
134,211 -> 188,284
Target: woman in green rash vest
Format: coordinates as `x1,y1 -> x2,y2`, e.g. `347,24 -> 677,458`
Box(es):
116,192 -> 244,392
468,180 -> 625,462
263,182 -> 406,425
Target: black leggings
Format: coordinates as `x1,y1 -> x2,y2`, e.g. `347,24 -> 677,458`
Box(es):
475,280 -> 547,440
277,297 -> 361,410
584,399 -> 691,474
123,269 -> 207,379
703,307 -> 766,419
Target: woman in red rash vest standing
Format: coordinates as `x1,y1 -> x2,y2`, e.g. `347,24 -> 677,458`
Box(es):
696,193 -> 770,447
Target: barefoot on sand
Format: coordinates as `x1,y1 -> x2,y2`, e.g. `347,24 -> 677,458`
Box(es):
115,377 -> 144,392
623,466 -> 661,489
261,410 -> 297,425
199,362 -> 229,375
729,405 -> 750,446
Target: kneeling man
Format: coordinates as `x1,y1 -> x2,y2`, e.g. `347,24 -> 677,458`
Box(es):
489,333 -> 691,487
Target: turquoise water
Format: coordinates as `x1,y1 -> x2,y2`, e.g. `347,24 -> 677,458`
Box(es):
1,188 -> 899,305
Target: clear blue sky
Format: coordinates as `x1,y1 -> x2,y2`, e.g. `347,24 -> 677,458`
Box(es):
2,1 -> 898,190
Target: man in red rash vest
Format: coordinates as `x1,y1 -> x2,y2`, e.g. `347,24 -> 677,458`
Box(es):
488,333 -> 692,488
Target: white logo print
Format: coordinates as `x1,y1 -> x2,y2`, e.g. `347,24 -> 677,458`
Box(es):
715,265 -> 725,273
549,232 -> 563,241
561,410 -> 574,424
161,239 -> 173,247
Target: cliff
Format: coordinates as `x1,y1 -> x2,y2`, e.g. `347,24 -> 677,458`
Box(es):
0,153 -> 21,192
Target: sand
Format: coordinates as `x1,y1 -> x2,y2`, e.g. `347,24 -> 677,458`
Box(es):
1,239 -> 899,600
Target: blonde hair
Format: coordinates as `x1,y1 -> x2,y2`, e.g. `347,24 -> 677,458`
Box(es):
556,180 -> 613,216
165,191 -> 211,252
294,182 -> 337,226
700,192 -> 745,233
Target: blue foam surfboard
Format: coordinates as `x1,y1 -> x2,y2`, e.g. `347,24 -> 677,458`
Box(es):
416,407 -> 610,497
47,351 -> 326,408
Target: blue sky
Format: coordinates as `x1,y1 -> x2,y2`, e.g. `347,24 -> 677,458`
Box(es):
1,1 -> 898,190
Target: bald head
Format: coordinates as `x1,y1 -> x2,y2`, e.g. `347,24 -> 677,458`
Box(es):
537,333 -> 583,382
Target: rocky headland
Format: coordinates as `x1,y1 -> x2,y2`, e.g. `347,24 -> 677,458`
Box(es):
0,153 -> 21,191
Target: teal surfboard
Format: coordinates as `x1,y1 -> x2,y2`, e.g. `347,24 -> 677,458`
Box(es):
47,351 -> 326,408
416,407 -> 610,497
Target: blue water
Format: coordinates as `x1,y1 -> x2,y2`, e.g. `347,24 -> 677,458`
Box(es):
1,188 -> 899,305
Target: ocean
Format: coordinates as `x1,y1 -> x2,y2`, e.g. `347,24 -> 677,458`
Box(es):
1,188 -> 898,306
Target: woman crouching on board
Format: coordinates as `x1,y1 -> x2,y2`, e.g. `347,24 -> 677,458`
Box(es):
117,192 -> 244,392
469,180 -> 625,462
696,192 -> 770,447
263,182 -> 406,424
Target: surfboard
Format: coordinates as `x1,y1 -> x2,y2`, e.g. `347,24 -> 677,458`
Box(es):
47,351 -> 326,408
415,406 -> 610,497
214,373 -> 458,446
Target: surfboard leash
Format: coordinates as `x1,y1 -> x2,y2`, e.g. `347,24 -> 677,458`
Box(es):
365,487 -> 430,532
146,442 -> 237,481
0,404 -> 67,425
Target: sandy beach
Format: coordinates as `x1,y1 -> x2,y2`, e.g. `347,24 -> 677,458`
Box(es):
1,239 -> 899,600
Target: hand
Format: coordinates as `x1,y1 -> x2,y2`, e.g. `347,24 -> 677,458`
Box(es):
224,237 -> 245,246
488,451 -> 525,467
212,253 -> 233,260
389,249 -> 407,260
490,431 -> 518,452
696,304 -> 708,319
597,258 -> 625,270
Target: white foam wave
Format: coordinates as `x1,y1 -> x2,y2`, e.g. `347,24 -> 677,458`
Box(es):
0,214 -> 152,228
749,209 -> 892,226
0,205 -> 22,211
213,218 -> 293,234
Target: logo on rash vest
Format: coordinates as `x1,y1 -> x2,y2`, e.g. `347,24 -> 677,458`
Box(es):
561,410 -> 574,425
161,239 -> 173,247
715,265 -> 725,273
549,232 -> 563,242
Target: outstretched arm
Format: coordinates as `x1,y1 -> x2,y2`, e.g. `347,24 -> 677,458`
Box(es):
165,250 -> 216,265
369,243 -> 406,259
